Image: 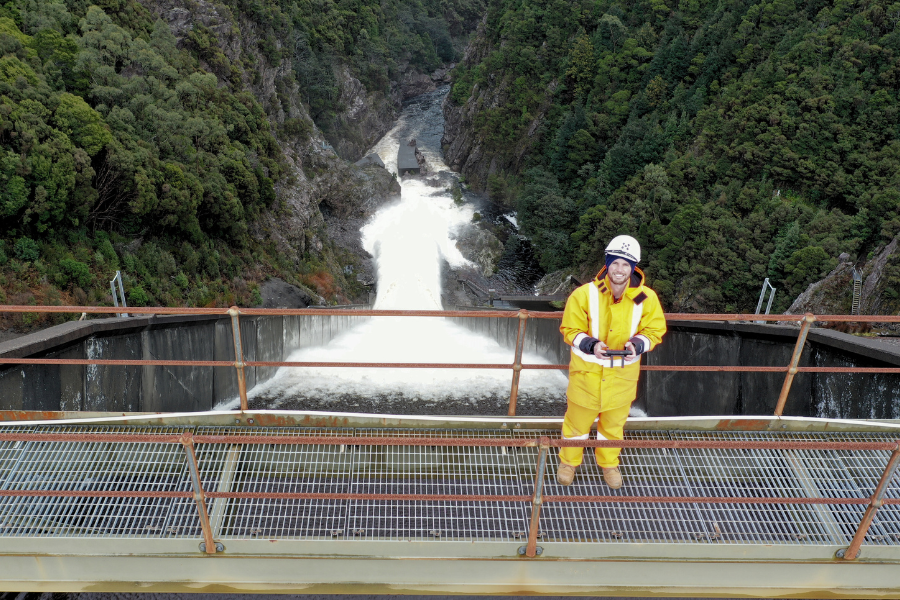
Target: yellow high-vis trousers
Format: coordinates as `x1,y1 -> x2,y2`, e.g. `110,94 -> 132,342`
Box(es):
559,399 -> 631,469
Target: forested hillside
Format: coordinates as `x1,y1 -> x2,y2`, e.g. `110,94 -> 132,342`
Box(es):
0,0 -> 481,330
444,0 -> 900,313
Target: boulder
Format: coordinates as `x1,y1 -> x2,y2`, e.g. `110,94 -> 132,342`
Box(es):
454,223 -> 503,277
355,153 -> 386,168
258,277 -> 317,308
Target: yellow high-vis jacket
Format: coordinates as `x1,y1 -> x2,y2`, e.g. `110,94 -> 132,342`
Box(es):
560,266 -> 667,412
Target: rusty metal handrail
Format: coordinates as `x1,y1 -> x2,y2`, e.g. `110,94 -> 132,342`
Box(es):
2,305 -> 900,416
3,359 -> 900,374
0,431 -> 897,561
3,432 -> 899,450
1,304 -> 900,321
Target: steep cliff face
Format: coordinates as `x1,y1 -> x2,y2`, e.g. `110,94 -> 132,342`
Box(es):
441,22 -> 493,192
441,21 -> 552,196
329,66 -> 399,161
147,0 -> 402,301
787,236 -> 900,321
330,64 -> 455,161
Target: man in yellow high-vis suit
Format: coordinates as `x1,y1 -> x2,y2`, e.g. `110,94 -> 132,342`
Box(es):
557,235 -> 666,489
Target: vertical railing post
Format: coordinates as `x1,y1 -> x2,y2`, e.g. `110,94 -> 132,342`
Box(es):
842,443 -> 900,560
774,313 -> 815,417
228,306 -> 249,411
180,431 -> 218,554
508,309 -> 529,417
523,437 -> 549,558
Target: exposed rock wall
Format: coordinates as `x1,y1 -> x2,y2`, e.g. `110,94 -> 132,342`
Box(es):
786,260 -> 855,315
330,66 -> 399,160
331,65 -> 454,160
787,235 -> 900,318
860,235 -> 899,315
442,21 -> 552,194
146,0 -> 404,300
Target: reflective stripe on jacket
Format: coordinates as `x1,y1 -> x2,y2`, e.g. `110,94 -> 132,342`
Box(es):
560,266 -> 667,411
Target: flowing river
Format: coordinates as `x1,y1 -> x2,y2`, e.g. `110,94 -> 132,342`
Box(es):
235,87 -> 570,416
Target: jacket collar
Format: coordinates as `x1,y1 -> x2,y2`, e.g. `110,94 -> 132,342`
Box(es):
594,266 -> 645,298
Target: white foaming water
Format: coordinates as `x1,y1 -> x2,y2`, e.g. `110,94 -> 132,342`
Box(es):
234,89 -> 569,410
361,179 -> 470,310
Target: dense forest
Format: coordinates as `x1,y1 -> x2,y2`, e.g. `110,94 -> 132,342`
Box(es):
0,0 -> 481,329
446,0 -> 900,313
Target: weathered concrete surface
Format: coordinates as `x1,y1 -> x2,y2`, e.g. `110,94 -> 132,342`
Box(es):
2,313 -> 899,419
0,312 -> 366,413
449,314 -> 900,420
84,333 -> 142,412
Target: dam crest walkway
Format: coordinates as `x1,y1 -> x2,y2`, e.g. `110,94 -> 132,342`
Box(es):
1,412 -> 900,597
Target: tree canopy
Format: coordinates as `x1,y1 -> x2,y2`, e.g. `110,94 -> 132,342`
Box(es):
0,0 -> 480,324
449,0 -> 900,313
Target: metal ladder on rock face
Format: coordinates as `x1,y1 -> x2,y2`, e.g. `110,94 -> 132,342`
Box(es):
851,267 -> 862,316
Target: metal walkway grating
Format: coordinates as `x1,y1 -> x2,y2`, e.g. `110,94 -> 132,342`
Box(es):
0,425 -> 898,547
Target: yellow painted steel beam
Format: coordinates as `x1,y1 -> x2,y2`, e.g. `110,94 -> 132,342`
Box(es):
3,540 -> 900,598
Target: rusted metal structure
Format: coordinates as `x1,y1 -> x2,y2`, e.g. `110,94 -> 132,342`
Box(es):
2,305 -> 899,416
397,140 -> 420,175
2,305 -> 900,596
2,414 -> 900,596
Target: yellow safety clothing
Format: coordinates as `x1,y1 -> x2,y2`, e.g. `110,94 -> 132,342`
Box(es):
560,399 -> 631,468
558,265 -> 667,468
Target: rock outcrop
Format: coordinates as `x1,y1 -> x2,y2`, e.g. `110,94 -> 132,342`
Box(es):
330,66 -> 399,160
860,235 -> 899,315
397,64 -> 454,100
146,0 -> 413,302
259,277 -> 318,308
453,223 -> 503,277
787,235 -> 900,319
442,21 -> 552,194
535,269 -> 583,296
785,260 -> 856,315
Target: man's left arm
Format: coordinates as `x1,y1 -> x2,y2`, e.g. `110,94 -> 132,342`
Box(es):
627,291 -> 667,356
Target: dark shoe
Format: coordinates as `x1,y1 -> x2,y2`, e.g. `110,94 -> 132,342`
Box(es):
603,467 -> 622,489
557,463 -> 576,486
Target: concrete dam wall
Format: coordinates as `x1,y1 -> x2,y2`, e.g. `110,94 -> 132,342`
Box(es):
0,312 -> 366,412
2,311 -> 899,419
450,314 -> 900,420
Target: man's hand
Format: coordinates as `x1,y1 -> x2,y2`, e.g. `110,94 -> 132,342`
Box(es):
624,341 -> 637,360
593,340 -> 609,359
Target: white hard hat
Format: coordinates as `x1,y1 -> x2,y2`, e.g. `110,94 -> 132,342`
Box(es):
605,235 -> 641,263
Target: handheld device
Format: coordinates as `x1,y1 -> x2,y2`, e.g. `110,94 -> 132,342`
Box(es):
604,349 -> 632,367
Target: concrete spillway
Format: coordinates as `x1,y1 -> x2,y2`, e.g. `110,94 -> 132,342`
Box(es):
0,312 -> 367,413
1,312 -> 900,421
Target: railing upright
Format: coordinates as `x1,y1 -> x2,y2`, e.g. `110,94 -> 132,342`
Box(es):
180,431 -> 218,554
774,313 -> 815,416
842,442 -> 900,560
228,306 -> 249,411
524,437 -> 550,557
508,309 -> 529,416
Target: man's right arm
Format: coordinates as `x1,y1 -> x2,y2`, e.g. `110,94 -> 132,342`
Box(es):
559,286 -> 603,354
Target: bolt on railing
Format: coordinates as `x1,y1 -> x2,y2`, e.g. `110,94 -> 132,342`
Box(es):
0,431 -> 898,560
1,306 -> 900,418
